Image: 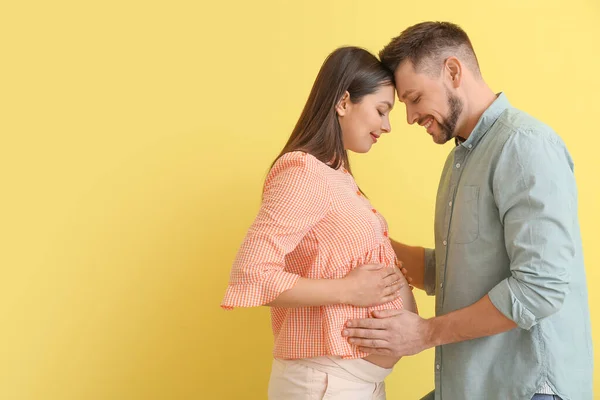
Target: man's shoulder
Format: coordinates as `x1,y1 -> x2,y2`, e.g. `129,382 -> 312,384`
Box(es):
496,107 -> 561,145
490,107 -> 574,172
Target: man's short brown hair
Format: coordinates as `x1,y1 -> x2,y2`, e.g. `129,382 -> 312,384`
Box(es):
379,21 -> 481,77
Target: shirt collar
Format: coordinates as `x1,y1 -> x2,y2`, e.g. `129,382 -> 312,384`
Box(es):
456,92 -> 511,149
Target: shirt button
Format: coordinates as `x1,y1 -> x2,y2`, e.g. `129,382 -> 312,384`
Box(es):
468,144 -> 473,149
383,231 -> 388,237
436,364 -> 440,370
448,201 -> 452,207
356,190 -> 361,196
440,282 -> 444,288
455,163 -> 461,168
443,240 -> 447,246
372,209 -> 377,213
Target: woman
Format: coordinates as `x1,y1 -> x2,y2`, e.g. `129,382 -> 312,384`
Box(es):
221,46 -> 417,399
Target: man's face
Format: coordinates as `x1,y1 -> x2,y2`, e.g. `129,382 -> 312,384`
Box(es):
394,60 -> 463,144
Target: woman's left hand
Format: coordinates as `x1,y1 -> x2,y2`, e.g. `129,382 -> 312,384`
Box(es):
396,262 -> 413,288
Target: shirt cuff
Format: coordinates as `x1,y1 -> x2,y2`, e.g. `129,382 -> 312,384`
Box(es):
424,248 -> 436,296
221,270 -> 300,309
488,278 -> 537,330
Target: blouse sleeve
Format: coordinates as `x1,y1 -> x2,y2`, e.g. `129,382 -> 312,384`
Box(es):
221,152 -> 331,309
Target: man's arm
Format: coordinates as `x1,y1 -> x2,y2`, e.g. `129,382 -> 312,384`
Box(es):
344,132 -> 576,356
486,133 -> 574,330
390,240 -> 436,295
429,294 -> 517,345
342,294 -> 516,356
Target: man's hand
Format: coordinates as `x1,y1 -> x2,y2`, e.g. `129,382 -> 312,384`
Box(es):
343,295 -> 518,357
342,309 -> 434,357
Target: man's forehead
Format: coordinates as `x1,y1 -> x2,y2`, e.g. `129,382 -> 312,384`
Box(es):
394,62 -> 418,88
394,63 -> 434,99
394,59 -> 418,77
395,74 -> 421,101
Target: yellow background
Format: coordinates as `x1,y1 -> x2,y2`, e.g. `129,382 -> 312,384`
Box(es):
1,1 -> 598,399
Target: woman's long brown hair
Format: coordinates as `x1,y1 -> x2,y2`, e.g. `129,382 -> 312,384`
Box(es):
273,46 -> 394,176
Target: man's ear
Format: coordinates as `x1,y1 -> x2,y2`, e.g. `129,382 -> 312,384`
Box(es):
444,57 -> 462,88
336,91 -> 351,116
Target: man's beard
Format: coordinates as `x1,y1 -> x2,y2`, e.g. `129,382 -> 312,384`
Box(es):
438,88 -> 463,143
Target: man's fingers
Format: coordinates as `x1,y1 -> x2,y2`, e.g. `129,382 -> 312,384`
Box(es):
372,308 -> 404,318
359,263 -> 384,271
357,346 -> 391,356
342,327 -> 386,339
347,338 -> 388,348
345,318 -> 387,329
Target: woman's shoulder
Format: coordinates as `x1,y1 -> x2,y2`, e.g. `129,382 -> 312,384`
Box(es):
265,151 -> 330,190
271,151 -> 329,175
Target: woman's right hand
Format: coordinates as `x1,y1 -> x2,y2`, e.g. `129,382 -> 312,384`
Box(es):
340,264 -> 406,307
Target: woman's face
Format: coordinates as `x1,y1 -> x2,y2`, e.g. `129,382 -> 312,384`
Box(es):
337,84 -> 395,153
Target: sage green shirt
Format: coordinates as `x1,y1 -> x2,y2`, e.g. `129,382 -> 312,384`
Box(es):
424,93 -> 593,400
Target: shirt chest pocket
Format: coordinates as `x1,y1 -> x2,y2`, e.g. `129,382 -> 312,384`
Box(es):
450,185 -> 480,244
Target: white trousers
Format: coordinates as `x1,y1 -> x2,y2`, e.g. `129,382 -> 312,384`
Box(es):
268,356 -> 393,400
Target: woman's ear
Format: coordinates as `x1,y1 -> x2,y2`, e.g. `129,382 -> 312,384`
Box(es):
336,91 -> 351,117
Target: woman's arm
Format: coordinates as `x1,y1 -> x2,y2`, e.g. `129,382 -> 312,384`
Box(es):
267,264 -> 406,308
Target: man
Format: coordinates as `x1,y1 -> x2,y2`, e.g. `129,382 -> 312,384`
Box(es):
342,22 -> 593,399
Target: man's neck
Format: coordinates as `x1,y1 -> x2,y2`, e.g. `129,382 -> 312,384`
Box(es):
456,84 -> 497,141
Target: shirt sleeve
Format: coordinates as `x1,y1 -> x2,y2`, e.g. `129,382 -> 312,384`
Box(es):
488,131 -> 576,330
424,248 -> 436,296
221,152 -> 331,309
